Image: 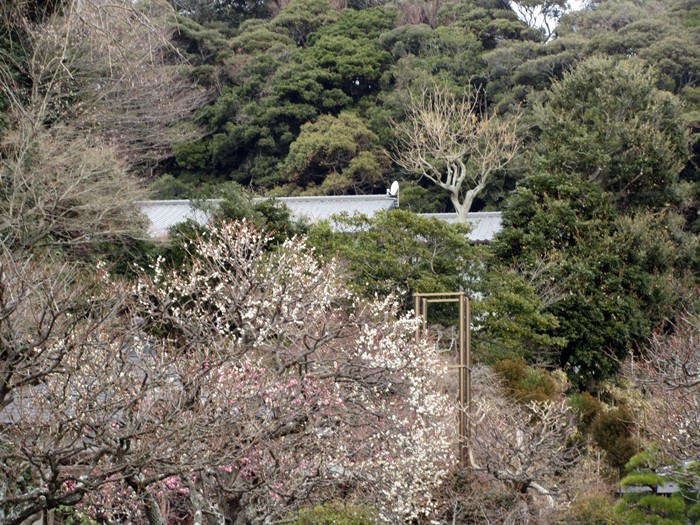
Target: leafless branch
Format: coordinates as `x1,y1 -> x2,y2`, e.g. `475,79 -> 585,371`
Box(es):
622,313 -> 700,469
392,83 -> 522,220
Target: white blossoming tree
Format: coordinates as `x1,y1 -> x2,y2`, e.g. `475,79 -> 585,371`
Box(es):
1,222 -> 455,524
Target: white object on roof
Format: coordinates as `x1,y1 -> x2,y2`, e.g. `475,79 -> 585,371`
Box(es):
389,180 -> 400,197
419,212 -> 502,243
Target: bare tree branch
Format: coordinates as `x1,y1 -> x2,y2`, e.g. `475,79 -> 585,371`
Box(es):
0,120 -> 147,253
0,0 -> 212,175
622,313 -> 700,475
392,83 -> 522,221
1,223 -> 456,524
469,366 -> 581,500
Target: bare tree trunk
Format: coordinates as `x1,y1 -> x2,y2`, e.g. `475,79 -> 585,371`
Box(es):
392,83 -> 522,218
143,492 -> 168,525
452,183 -> 484,222
186,477 -> 226,525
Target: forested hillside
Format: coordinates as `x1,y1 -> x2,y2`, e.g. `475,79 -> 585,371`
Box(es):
1,0 -> 700,523
2,0 -> 698,207
157,0 -> 700,212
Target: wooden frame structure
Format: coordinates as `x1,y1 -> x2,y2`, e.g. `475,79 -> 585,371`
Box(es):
413,292 -> 471,467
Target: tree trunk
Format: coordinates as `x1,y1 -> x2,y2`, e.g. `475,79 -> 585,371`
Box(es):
143,491 -> 167,525
126,477 -> 167,525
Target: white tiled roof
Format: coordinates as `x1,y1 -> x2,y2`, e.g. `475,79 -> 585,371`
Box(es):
135,200 -> 217,238
136,198 -> 502,242
419,212 -> 502,242
137,196 -> 399,238
270,195 -> 399,223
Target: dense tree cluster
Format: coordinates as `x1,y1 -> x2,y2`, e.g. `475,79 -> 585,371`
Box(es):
2,0 -> 700,522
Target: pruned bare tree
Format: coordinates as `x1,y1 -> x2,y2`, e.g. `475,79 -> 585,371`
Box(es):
468,366 -> 581,504
429,365 -> 582,524
622,313 -> 700,479
392,84 -> 522,221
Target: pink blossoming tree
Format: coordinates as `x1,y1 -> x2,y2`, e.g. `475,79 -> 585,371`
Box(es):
1,222 -> 455,524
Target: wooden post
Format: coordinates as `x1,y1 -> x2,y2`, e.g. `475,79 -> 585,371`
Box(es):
413,292 -> 471,468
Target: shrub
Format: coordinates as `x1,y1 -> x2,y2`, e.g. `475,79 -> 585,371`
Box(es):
561,491 -> 625,525
569,391 -> 604,433
591,406 -> 638,472
294,501 -> 379,525
493,358 -> 559,403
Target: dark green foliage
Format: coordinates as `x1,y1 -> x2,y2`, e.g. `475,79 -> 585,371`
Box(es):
160,0 -> 700,200
379,23 -> 438,58
169,15 -> 233,64
312,6 -> 396,41
229,25 -> 295,53
623,495 -> 687,525
151,220 -> 209,272
552,0 -> 700,187
305,35 -> 391,100
212,182 -> 308,242
535,56 -> 689,210
2,0 -> 68,22
148,174 -> 200,199
280,112 -> 390,194
270,0 -> 337,46
178,3 -> 400,192
150,183 -> 305,273
495,168 -> 693,384
492,358 -> 560,403
307,210 -> 477,308
165,0 -> 548,193
173,139 -> 212,172
495,171 -> 614,259
96,236 -> 161,280
438,0 -> 540,50
577,7 -> 700,94
591,406 -> 638,472
0,6 -> 34,130
168,0 -> 275,28
308,209 -> 567,357
393,181 -> 447,213
474,266 -> 567,364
